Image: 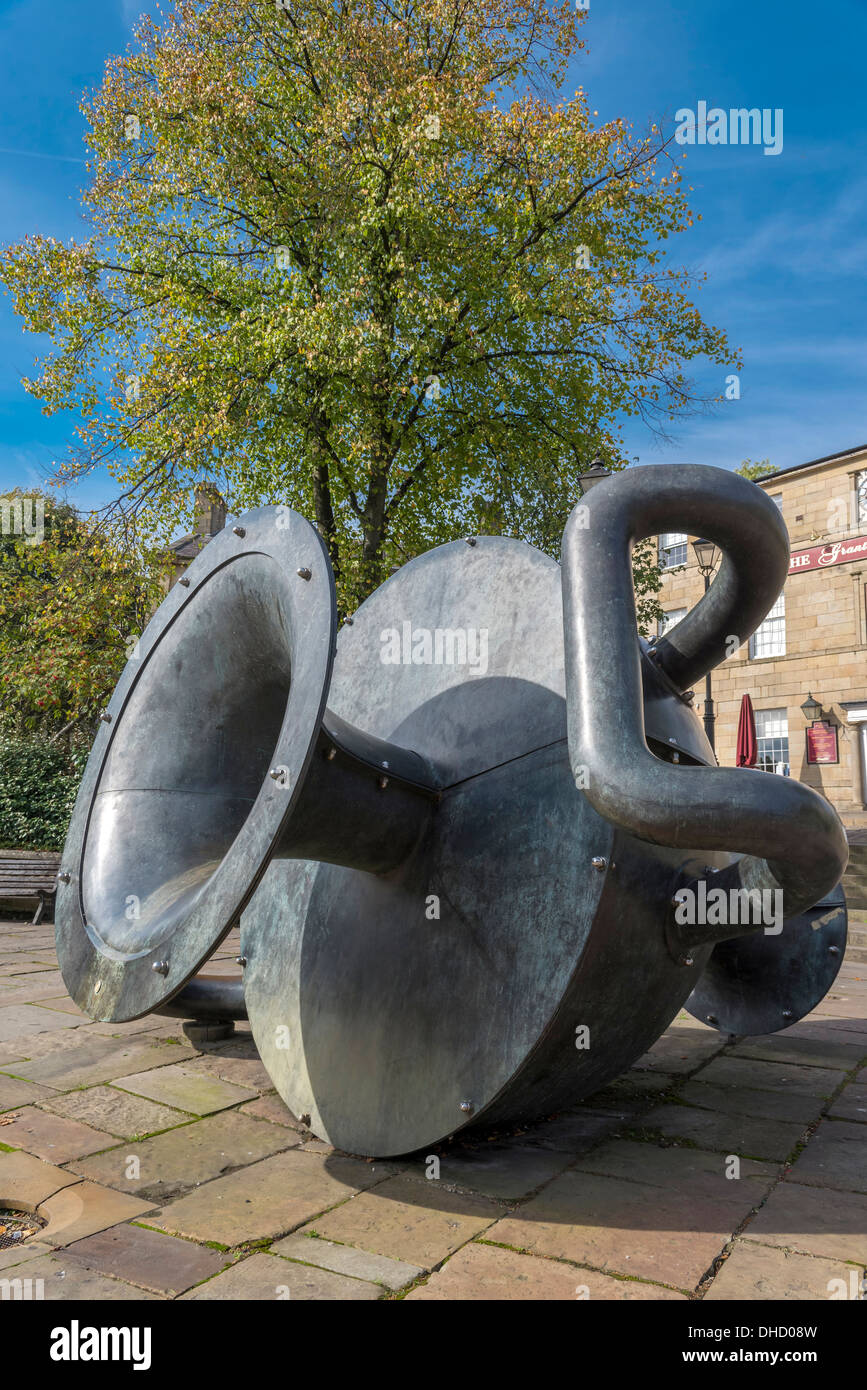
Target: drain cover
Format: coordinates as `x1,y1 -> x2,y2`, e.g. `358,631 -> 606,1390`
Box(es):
0,1208 -> 43,1250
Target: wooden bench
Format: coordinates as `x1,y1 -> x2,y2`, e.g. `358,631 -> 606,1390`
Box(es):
0,850 -> 62,923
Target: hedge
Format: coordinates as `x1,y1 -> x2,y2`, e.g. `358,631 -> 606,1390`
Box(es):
0,736 -> 88,851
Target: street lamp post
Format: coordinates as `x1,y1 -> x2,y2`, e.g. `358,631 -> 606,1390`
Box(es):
693,537 -> 719,752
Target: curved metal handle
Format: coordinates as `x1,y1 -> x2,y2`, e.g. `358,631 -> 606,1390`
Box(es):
561,463 -> 848,924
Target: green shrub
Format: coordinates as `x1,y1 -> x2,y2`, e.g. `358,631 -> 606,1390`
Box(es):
0,737 -> 88,850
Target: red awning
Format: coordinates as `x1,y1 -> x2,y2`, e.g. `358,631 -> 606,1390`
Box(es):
736,693 -> 758,767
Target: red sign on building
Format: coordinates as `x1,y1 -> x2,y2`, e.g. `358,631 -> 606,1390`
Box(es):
806,721 -> 839,765
789,536 -> 867,573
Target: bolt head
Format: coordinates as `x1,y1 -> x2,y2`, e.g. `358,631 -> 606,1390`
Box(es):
459,1100 -> 473,1113
345,616 -> 354,625
829,945 -> 840,955
57,871 -> 71,885
782,1009 -> 793,1019
465,536 -> 477,547
236,956 -> 247,968
179,576 -> 190,587
297,567 -> 312,581
681,955 -> 695,967
232,525 -> 246,538
268,767 -> 282,780
591,856 -> 607,872
706,1014 -> 718,1025
152,960 -> 169,976
100,711 -> 112,724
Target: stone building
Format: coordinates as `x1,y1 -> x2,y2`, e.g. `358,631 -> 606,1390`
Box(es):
164,482 -> 227,591
657,443 -> 867,831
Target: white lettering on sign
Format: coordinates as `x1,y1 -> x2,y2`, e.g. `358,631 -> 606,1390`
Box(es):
788,536 -> 867,573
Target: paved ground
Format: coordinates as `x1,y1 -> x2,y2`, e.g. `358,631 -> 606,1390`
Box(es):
0,916 -> 864,1301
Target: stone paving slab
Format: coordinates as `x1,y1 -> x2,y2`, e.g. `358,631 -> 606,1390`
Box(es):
0,1105 -> 115,1162
785,1119 -> 867,1194
674,1079 -> 823,1126
152,1150 -> 398,1247
0,1073 -> 54,1111
637,1102 -> 804,1161
0,1240 -> 53,1271
488,1168 -> 737,1290
633,1026 -> 727,1074
743,1181 -> 867,1265
696,1056 -> 847,1098
239,1092 -> 305,1130
68,1109 -> 298,1202
704,1237 -> 863,1300
829,1083 -> 867,1122
571,1139 -> 778,1203
729,1032 -> 867,1070
39,1181 -> 155,1247
510,1107 -> 631,1154
0,1148 -> 81,1207
272,1233 -> 422,1289
2,1251 -> 162,1300
299,1174 -> 504,1267
400,1142 -> 577,1200
179,1048 -> 273,1093
113,1062 -> 258,1114
38,1084 -> 193,1139
408,1240 -> 688,1300
2,1035 -> 196,1090
180,1250 -> 381,1300
64,1222 -> 230,1295
0,1004 -> 81,1041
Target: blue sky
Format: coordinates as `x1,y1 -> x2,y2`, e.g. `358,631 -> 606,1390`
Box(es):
0,0 -> 865,511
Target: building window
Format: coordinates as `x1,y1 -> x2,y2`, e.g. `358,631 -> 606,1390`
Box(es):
755,707 -> 789,775
659,533 -> 688,569
749,590 -> 786,659
658,608 -> 687,636
855,471 -> 867,527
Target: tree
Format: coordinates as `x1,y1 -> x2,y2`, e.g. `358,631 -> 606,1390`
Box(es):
0,490 -> 160,738
1,0 -> 736,614
736,458 -> 777,481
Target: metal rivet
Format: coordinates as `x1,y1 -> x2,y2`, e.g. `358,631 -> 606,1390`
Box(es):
704,866 -> 718,875
382,761 -> 389,770
236,956 -> 247,968
459,1100 -> 474,1113
829,945 -> 840,955
465,537 -> 477,547
591,856 -> 607,872
100,711 -> 112,724
681,955 -> 695,967
152,960 -> 169,976
345,616 -> 354,625
706,1014 -> 718,1025
297,567 -> 311,581
57,871 -> 71,885
232,525 -> 246,538
325,747 -> 337,761
268,767 -> 282,780
668,737 -> 677,745
378,775 -> 389,790
179,576 -> 190,587
782,1009 -> 793,1019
